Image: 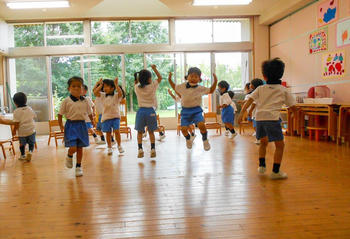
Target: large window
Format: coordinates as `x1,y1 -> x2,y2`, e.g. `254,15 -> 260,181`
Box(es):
8,57 -> 49,121
91,20 -> 169,45
175,18 -> 250,44
215,52 -> 249,90
51,56 -> 82,115
11,24 -> 44,47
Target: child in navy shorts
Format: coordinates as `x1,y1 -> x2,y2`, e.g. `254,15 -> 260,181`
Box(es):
134,65 -> 162,159
93,78 -> 125,155
169,67 -> 217,151
217,81 -> 237,140
58,76 -> 95,177
238,58 -> 296,180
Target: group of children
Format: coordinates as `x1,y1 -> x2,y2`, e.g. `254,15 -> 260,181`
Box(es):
1,57 -> 296,180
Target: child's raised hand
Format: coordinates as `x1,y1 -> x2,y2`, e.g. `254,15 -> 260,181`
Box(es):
167,88 -> 172,94
114,77 -> 119,87
151,64 -> 157,70
213,73 -> 218,83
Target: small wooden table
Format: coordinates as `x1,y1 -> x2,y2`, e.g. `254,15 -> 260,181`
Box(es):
337,105 -> 350,145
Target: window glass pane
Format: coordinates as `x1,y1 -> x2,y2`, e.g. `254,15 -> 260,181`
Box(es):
215,52 -> 249,90
51,56 -> 82,116
91,21 -> 130,45
83,55 -> 123,98
46,22 -> 84,46
12,24 -> 44,47
145,53 -> 175,118
8,57 -> 49,121
125,54 -> 144,125
175,20 -> 212,43
185,53 -> 212,112
214,19 -> 242,42
131,20 -> 169,44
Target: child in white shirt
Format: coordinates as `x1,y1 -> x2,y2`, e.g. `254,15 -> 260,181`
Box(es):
134,65 -> 162,159
169,67 -> 217,151
217,81 -> 237,139
12,92 -> 36,162
238,58 -> 296,180
93,78 -> 125,155
168,87 -> 196,138
82,84 -> 102,144
247,78 -> 264,144
58,76 -> 95,177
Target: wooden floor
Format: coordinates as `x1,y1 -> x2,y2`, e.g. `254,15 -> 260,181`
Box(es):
1,130 -> 350,239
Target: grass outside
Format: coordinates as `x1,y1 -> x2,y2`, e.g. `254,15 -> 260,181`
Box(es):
127,110 -> 176,125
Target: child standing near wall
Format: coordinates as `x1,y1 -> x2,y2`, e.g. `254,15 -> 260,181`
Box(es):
58,76 -> 94,177
169,67 -> 217,151
12,92 -> 36,162
134,65 -> 162,158
238,58 -> 296,179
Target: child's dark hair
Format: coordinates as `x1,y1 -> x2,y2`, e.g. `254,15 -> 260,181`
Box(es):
250,78 -> 264,91
218,80 -> 230,95
244,82 -> 250,91
228,91 -> 235,99
67,76 -> 84,87
262,58 -> 285,84
13,92 -> 27,107
134,69 -> 152,88
103,79 -> 116,90
185,67 -> 202,82
83,84 -> 88,91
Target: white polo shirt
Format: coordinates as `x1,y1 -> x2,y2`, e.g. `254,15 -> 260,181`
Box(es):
249,84 -> 296,121
134,81 -> 159,108
59,96 -> 92,121
231,101 -> 238,112
219,93 -> 232,106
13,106 -> 36,137
95,96 -> 103,115
99,92 -> 122,122
85,96 -> 94,123
175,83 -> 210,108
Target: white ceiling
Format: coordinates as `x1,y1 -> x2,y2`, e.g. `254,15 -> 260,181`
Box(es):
0,0 -> 313,25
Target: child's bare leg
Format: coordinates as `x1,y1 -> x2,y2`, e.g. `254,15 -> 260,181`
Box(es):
68,146 -> 77,156
198,122 -> 210,150
76,147 -> 83,165
181,126 -> 190,138
137,131 -> 143,145
106,132 -> 112,148
259,137 -> 268,158
114,130 -> 121,147
197,122 -> 207,135
149,131 -> 156,156
273,140 -> 285,164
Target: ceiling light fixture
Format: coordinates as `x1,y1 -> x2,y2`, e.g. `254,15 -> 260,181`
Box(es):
6,1 -> 70,9
192,0 -> 252,6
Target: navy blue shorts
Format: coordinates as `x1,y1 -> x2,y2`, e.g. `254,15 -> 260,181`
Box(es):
64,120 -> 89,148
181,106 -> 204,127
102,118 -> 120,132
256,120 -> 284,142
221,105 -> 235,125
86,122 -> 93,129
19,132 -> 36,146
135,107 -> 158,133
96,114 -> 102,131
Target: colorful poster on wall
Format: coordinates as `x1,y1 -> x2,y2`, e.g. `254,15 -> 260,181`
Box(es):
322,51 -> 345,78
336,18 -> 350,47
309,28 -> 328,54
318,0 -> 339,27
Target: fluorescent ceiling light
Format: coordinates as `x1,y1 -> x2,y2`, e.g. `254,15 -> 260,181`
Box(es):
193,0 -> 252,6
6,1 -> 70,9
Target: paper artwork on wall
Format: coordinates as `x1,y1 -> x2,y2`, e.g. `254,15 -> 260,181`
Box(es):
318,0 -> 338,27
309,28 -> 328,54
336,18 -> 350,47
322,51 -> 345,78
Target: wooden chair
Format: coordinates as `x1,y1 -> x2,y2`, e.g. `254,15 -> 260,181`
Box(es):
204,112 -> 222,135
119,98 -> 132,139
239,110 -> 251,135
0,139 -> 15,159
48,120 -> 65,147
120,115 -> 132,139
